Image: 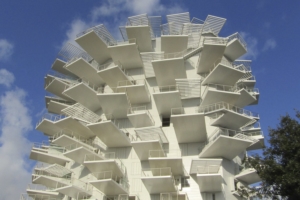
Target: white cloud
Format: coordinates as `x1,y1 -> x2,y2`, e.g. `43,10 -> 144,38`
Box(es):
62,19 -> 91,47
0,87 -> 33,199
262,38 -> 277,52
240,32 -> 259,60
0,69 -> 15,87
0,39 -> 14,61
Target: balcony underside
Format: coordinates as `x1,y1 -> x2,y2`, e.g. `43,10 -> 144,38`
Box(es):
234,89 -> 257,108
149,158 -> 183,176
238,79 -> 256,88
52,134 -> 92,149
75,30 -> 111,64
117,84 -> 150,104
30,150 -> 70,166
87,121 -> 131,147
63,83 -> 101,111
131,140 -> 163,161
27,189 -> 61,199
202,63 -> 245,86
45,78 -> 74,101
89,179 -> 128,196
199,135 -> 252,160
127,112 -> 154,128
249,94 -> 259,105
55,185 -> 92,199
33,176 -> 67,189
247,135 -> 264,151
141,176 -> 177,194
152,58 -> 186,86
210,111 -> 255,130
197,43 -> 226,74
197,174 -> 223,192
153,91 -> 182,117
224,39 -> 247,61
235,169 -> 261,184
161,35 -> 188,54
36,119 -> 61,136
189,159 -> 222,174
171,113 -> 207,143
108,43 -> 143,69
51,59 -> 74,76
84,160 -> 124,177
126,26 -> 152,52
97,93 -> 129,119
55,117 -> 95,138
63,146 -> 101,164
46,99 -> 70,115
98,65 -> 132,88
201,90 -> 240,107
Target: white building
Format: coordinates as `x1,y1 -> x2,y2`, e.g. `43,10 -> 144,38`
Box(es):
21,12 -> 264,200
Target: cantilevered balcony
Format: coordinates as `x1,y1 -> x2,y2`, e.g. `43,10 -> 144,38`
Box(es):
54,178 -> 93,199
125,14 -> 153,52
132,126 -> 168,161
152,57 -> 187,86
87,115 -> 131,147
224,33 -> 247,61
117,79 -> 151,104
26,184 -> 62,200
189,159 -> 223,192
62,80 -> 102,112
108,38 -> 143,69
29,143 -> 70,166
198,102 -> 260,130
153,86 -> 182,117
197,37 -> 228,74
75,24 -> 114,64
97,61 -> 134,89
141,167 -> 177,194
45,96 -> 73,115
62,142 -> 104,164
235,164 -> 261,185
148,149 -> 184,176
235,87 -> 259,107
245,131 -> 265,151
105,194 -> 140,200
90,171 -> 129,196
199,128 -> 255,160
160,192 -> 189,200
36,114 -> 65,136
64,57 -> 105,86
171,107 -> 207,143
200,84 -> 241,106
201,58 -> 248,86
44,75 -> 76,101
127,106 -> 155,128
51,58 -> 75,77
83,153 -> 126,177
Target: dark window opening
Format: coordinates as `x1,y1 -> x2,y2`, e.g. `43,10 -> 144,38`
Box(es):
162,117 -> 170,127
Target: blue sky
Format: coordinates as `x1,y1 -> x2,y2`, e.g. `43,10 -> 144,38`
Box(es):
0,0 -> 299,198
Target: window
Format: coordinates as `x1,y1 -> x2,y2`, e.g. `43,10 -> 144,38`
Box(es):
162,117 -> 170,127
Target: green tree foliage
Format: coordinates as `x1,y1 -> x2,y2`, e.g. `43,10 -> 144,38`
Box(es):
246,111 -> 300,199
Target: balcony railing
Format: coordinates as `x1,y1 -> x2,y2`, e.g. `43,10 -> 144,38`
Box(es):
202,83 -> 239,99
36,113 -> 67,128
105,194 -> 140,200
127,105 -> 155,126
227,32 -> 247,49
153,85 -> 178,93
160,192 -> 189,200
61,103 -> 102,123
55,177 -> 93,194
142,167 -> 172,177
203,37 -> 228,45
58,43 -> 93,63
32,142 -> 65,155
198,102 -> 260,118
108,38 -> 136,47
197,165 -> 220,174
149,149 -> 182,158
20,193 -> 60,200
241,121 -> 261,131
92,171 -> 129,191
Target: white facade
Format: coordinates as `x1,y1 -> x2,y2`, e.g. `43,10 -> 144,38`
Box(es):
22,12 -> 264,200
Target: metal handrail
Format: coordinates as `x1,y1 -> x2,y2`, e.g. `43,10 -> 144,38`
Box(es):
197,165 -> 220,174
36,113 -> 67,128
92,171 -> 129,191
141,167 -> 172,177
198,102 -> 260,118
227,32 -> 247,49
149,149 -> 181,158
153,85 -> 178,93
203,37 -> 228,45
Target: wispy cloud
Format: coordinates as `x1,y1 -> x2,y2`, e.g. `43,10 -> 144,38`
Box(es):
0,70 -> 33,199
0,69 -> 15,87
0,39 -> 13,61
262,38 -> 277,52
240,32 -> 277,60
